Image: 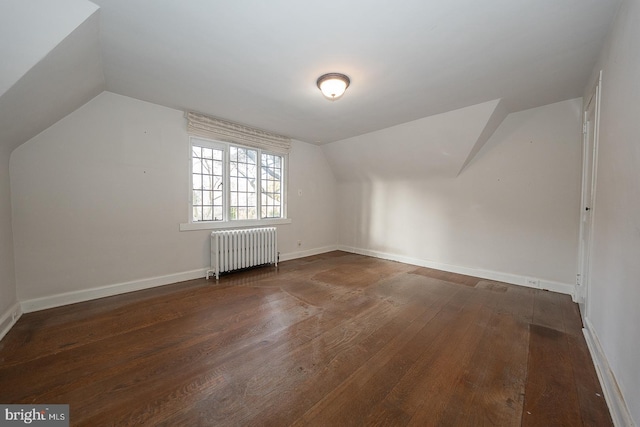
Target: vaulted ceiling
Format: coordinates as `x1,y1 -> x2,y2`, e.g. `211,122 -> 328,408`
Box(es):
0,0 -> 621,153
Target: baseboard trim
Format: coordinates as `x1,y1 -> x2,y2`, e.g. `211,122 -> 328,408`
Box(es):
20,268 -> 209,313
0,302 -> 22,342
338,245 -> 576,297
18,245 -> 342,314
279,245 -> 339,262
583,318 -> 635,427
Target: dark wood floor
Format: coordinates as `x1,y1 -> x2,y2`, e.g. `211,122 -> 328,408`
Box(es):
0,252 -> 611,426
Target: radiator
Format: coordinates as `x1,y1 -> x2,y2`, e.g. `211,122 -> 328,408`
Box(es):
206,227 -> 278,280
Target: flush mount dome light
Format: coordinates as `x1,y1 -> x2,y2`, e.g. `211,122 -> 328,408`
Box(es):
317,73 -> 350,101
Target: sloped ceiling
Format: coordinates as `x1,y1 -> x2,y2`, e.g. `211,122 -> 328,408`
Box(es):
0,0 -> 621,156
0,0 -> 99,98
323,99 -> 505,181
0,1 -> 105,155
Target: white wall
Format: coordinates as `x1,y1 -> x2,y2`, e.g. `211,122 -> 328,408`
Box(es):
583,0 -> 640,424
281,139 -> 338,258
0,149 -> 18,323
327,98 -> 582,288
10,91 -> 337,304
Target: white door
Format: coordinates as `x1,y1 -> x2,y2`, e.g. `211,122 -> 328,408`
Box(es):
577,71 -> 601,321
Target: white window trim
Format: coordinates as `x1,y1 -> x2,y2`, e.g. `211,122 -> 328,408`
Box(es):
180,217 -> 292,231
180,136 -> 290,231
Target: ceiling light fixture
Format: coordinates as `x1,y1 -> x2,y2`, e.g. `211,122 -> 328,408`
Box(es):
316,73 -> 350,101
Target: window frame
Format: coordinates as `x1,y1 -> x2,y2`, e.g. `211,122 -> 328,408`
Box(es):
180,136 -> 290,231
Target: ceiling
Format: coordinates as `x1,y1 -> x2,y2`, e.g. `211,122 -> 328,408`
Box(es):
1,0 -> 622,150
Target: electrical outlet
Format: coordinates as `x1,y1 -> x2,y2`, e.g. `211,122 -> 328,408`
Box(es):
525,277 -> 540,288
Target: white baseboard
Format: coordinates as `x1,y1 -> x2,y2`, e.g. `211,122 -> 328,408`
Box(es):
8,244 -> 575,340
18,246 -> 342,315
0,301 -> 22,342
279,245 -> 339,262
338,245 -> 576,297
583,318 -> 635,427
20,268 -> 209,313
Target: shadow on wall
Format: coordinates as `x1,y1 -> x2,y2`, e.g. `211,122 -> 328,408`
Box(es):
334,98 -> 583,285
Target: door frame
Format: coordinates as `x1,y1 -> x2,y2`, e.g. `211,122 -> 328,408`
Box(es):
577,70 -> 602,321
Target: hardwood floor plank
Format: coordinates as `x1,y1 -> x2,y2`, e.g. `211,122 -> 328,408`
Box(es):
409,266 -> 481,287
0,287 -> 296,402
44,297 -> 323,423
531,289 -> 575,335
566,333 -> 613,426
74,274 -> 394,424
326,286 -> 494,425
291,276 -> 463,426
401,289 -> 498,425
436,311 -> 529,426
168,281 -> 417,426
0,283 -> 280,365
522,324 -> 582,427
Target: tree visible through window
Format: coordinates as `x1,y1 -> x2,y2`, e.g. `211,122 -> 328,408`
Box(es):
229,146 -> 258,220
191,138 -> 285,223
261,153 -> 282,218
192,145 -> 224,221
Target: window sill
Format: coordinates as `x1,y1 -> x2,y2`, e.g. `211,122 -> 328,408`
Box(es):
179,218 -> 292,231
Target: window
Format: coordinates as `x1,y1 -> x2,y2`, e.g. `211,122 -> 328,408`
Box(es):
192,144 -> 224,221
261,153 -> 282,218
189,137 -> 286,224
229,146 -> 258,220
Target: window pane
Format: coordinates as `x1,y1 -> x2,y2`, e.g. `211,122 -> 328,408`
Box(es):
193,190 -> 202,205
192,143 -> 224,222
203,159 -> 213,174
203,191 -> 213,205
203,176 -> 213,190
193,175 -> 202,190
260,153 -> 283,218
229,145 -> 258,221
203,206 -> 213,221
192,158 -> 202,174
193,206 -> 202,221
213,207 -> 223,220
213,162 -> 222,176
213,176 -> 223,190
